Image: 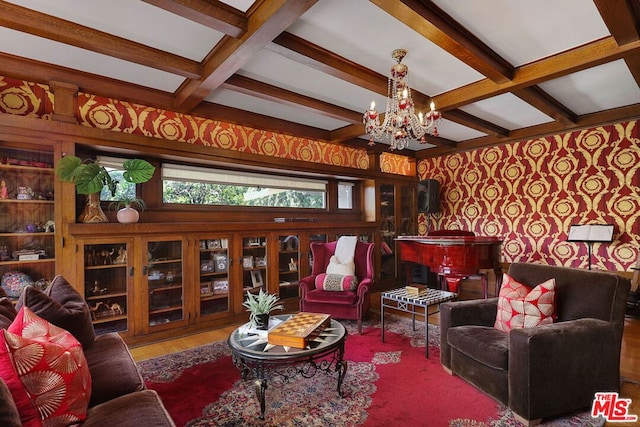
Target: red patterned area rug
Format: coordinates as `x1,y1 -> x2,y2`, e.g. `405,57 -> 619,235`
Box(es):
137,315 -> 602,427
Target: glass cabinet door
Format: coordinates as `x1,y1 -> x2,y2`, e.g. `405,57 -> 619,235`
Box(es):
145,238 -> 185,329
82,241 -> 131,335
241,235 -> 268,294
380,183 -> 396,281
278,234 -> 299,300
198,237 -> 230,317
307,233 -> 327,275
400,185 -> 416,236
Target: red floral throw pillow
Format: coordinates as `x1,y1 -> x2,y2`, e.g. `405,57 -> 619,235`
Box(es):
0,306 -> 91,426
494,274 -> 556,332
315,273 -> 358,291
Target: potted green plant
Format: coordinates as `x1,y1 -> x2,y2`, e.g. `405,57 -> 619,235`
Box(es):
55,156 -> 155,223
242,289 -> 284,330
113,195 -> 147,224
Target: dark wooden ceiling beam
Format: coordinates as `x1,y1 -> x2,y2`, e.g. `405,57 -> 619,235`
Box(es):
174,0 -> 317,111
593,0 -> 640,45
222,74 -> 363,124
593,0 -> 640,87
0,2 -> 202,80
443,109 -> 509,137
435,36 -> 640,109
513,86 -> 578,125
329,124 -> 366,144
268,32 -> 389,94
142,0 -> 247,38
0,52 -> 177,109
191,102 -> 331,141
370,0 -> 514,84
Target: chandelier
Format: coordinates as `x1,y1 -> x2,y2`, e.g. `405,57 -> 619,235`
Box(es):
363,49 -> 441,150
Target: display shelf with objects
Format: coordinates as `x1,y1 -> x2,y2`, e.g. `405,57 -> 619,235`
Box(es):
278,234 -> 300,300
0,145 -> 56,299
145,238 -> 185,331
80,241 -> 131,335
198,236 -> 231,318
242,235 -> 268,294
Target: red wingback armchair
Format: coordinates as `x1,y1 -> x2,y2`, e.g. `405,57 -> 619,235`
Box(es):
299,240 -> 374,334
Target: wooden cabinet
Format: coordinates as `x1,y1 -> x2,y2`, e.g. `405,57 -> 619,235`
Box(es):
197,236 -> 231,320
241,234 -> 268,293
378,182 -> 416,285
78,239 -> 132,335
0,146 -> 56,296
69,222 -> 377,345
143,237 -> 186,333
277,233 -> 300,300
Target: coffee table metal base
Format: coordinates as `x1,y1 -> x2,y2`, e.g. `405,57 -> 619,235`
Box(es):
381,287 -> 457,358
228,316 -> 348,420
231,347 -> 347,419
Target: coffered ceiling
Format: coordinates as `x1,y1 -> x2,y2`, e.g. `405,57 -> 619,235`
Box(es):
1,0 -> 639,158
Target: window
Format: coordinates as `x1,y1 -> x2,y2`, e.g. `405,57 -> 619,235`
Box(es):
162,163 -> 327,208
96,156 -> 136,202
338,182 -> 354,209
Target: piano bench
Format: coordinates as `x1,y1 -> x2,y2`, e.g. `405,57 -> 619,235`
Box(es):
439,272 -> 489,298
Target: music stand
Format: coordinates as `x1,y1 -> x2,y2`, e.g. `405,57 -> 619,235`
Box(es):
567,224 -> 614,270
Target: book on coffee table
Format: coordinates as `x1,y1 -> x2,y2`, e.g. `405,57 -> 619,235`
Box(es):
267,312 -> 331,349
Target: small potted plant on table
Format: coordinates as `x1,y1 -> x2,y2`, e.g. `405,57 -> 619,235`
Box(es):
242,289 -> 284,330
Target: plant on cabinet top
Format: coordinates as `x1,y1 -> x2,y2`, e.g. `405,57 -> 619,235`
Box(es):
55,156 -> 155,196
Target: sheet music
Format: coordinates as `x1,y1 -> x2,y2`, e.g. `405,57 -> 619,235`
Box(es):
567,224 -> 614,242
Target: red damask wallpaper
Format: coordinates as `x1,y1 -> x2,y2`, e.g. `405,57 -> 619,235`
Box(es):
417,122 -> 640,271
76,93 -> 371,170
0,77 -> 53,118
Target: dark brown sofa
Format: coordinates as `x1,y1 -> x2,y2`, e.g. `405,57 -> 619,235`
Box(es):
0,277 -> 175,426
440,262 -> 630,425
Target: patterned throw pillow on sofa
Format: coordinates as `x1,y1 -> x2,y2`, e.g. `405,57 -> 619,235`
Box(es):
0,307 -> 91,427
16,275 -> 95,349
494,273 -> 556,332
315,273 -> 358,291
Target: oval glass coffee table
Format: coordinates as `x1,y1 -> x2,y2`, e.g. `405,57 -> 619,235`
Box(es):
228,314 -> 348,420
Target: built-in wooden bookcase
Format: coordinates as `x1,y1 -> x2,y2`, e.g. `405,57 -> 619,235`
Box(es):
0,145 -> 56,297
69,222 -> 377,345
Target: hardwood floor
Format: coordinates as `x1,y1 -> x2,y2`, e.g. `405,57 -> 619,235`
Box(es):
129,287 -> 640,424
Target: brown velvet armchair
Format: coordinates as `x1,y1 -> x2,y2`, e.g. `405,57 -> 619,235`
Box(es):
299,240 -> 374,334
440,262 -> 630,425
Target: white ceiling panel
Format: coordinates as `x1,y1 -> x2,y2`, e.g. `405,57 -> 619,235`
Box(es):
538,60 -> 640,115
460,93 -> 555,130
6,0 -> 223,61
438,119 -> 488,142
238,49 -> 377,114
432,0 -> 610,67
288,0 -> 485,96
207,88 -> 350,131
0,27 -> 185,92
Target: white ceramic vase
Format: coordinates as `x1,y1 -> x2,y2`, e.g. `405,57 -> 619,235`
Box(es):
116,206 -> 139,223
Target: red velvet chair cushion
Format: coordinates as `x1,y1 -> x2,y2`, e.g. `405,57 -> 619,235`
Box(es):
304,289 -> 358,305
